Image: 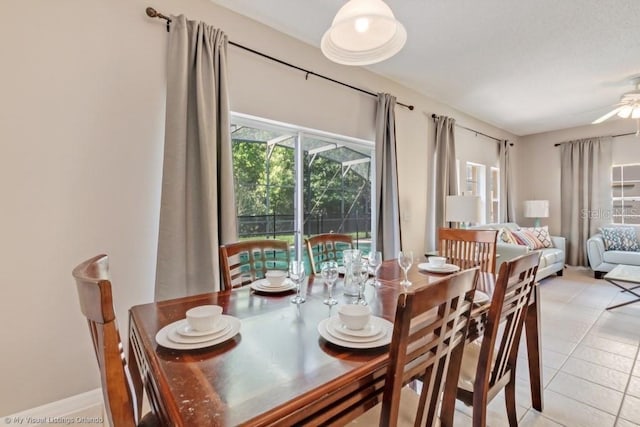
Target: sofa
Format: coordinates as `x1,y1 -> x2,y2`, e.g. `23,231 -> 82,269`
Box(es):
587,225 -> 640,278
470,222 -> 566,281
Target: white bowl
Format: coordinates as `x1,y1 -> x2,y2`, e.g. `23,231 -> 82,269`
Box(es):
265,270 -> 287,286
429,256 -> 446,267
186,305 -> 223,332
338,304 -> 372,330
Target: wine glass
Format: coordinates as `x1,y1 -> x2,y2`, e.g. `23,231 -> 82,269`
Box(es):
320,261 -> 339,306
356,259 -> 369,305
367,251 -> 382,286
398,251 -> 414,287
289,260 -> 306,304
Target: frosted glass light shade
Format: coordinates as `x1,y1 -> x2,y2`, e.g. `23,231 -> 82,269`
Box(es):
321,0 -> 407,66
445,195 -> 482,224
524,200 -> 549,218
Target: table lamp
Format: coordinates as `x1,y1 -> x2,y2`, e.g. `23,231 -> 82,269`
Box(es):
445,195 -> 482,228
524,200 -> 549,227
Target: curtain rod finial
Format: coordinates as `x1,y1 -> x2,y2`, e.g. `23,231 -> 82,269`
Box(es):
146,7 -> 158,18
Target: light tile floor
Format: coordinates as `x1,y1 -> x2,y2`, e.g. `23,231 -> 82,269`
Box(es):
452,266 -> 640,426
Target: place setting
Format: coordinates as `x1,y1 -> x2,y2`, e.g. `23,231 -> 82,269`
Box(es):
249,270 -> 296,294
418,255 -> 461,274
317,304 -> 393,349
155,305 -> 241,350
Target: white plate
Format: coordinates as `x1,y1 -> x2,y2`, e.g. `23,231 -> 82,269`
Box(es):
417,263 -> 460,273
156,316 -> 241,350
328,316 -> 382,338
318,316 -> 392,349
474,291 -> 490,305
250,278 -> 296,293
176,318 -> 228,337
169,321 -> 232,344
326,318 -> 386,343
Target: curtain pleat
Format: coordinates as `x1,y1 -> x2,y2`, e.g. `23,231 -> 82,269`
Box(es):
155,15 -> 237,300
375,93 -> 401,259
498,140 -> 516,222
560,137 -> 612,266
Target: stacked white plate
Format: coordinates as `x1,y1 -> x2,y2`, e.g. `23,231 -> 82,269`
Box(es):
317,315 -> 393,349
417,262 -> 460,273
250,278 -> 296,293
155,315 -> 241,350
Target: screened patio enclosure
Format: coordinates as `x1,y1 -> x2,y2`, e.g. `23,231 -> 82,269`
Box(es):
230,115 -> 374,255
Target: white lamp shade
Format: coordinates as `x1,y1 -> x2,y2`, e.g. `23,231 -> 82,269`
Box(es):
321,0 -> 407,66
524,200 -> 549,218
445,195 -> 482,223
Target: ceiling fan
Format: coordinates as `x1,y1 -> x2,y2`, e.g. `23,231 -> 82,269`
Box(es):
593,77 -> 640,132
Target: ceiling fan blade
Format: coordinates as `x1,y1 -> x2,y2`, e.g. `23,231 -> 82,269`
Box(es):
592,107 -> 623,124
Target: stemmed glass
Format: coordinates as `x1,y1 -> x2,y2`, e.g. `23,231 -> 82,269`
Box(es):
320,261 -> 339,306
367,251 -> 382,287
289,260 -> 306,304
398,251 -> 414,287
356,259 -> 369,305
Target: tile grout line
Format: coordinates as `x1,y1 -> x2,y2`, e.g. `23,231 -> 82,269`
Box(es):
614,333 -> 640,426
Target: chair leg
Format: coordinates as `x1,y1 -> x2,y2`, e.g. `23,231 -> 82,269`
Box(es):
505,377 -> 518,427
472,393 -> 488,427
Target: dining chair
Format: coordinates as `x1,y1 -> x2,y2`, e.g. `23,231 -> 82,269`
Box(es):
72,254 -> 157,427
219,239 -> 291,290
438,228 -> 499,274
305,233 -> 353,275
351,268 -> 479,427
456,251 -> 541,427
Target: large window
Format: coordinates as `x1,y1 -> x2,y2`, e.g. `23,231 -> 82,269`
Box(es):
230,113 -> 375,258
612,164 -> 640,224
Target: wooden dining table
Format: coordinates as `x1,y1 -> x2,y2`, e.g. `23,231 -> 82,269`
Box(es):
128,259 -> 543,426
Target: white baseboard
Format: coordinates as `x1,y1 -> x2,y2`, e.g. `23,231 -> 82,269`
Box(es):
2,389 -> 106,426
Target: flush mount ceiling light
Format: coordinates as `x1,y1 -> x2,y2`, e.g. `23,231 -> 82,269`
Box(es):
321,0 -> 407,66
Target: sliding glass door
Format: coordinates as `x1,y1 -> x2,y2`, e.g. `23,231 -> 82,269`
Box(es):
230,113 -> 375,263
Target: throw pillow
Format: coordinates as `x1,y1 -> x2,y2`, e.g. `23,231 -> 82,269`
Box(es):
510,229 -> 544,250
521,226 -> 553,248
600,227 -> 640,251
498,228 -> 517,244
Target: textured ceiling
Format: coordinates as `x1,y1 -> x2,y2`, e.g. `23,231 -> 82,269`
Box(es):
210,0 -> 640,136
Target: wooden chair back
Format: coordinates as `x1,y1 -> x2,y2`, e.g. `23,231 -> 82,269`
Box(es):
382,268 -> 478,426
72,254 -> 140,427
305,233 -> 353,274
219,239 -> 290,290
348,268 -> 478,427
438,228 -> 498,273
457,251 -> 541,426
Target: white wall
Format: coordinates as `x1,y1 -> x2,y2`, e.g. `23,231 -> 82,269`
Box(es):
0,0 -> 516,414
516,119 -> 640,235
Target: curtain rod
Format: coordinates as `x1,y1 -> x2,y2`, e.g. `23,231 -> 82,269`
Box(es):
553,132 -> 636,147
145,7 -> 415,111
431,114 -> 513,145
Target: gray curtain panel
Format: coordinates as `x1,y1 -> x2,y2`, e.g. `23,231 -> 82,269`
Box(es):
375,93 -> 401,259
433,116 -> 458,231
498,139 -> 516,222
560,137 -> 612,266
155,15 -> 238,301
